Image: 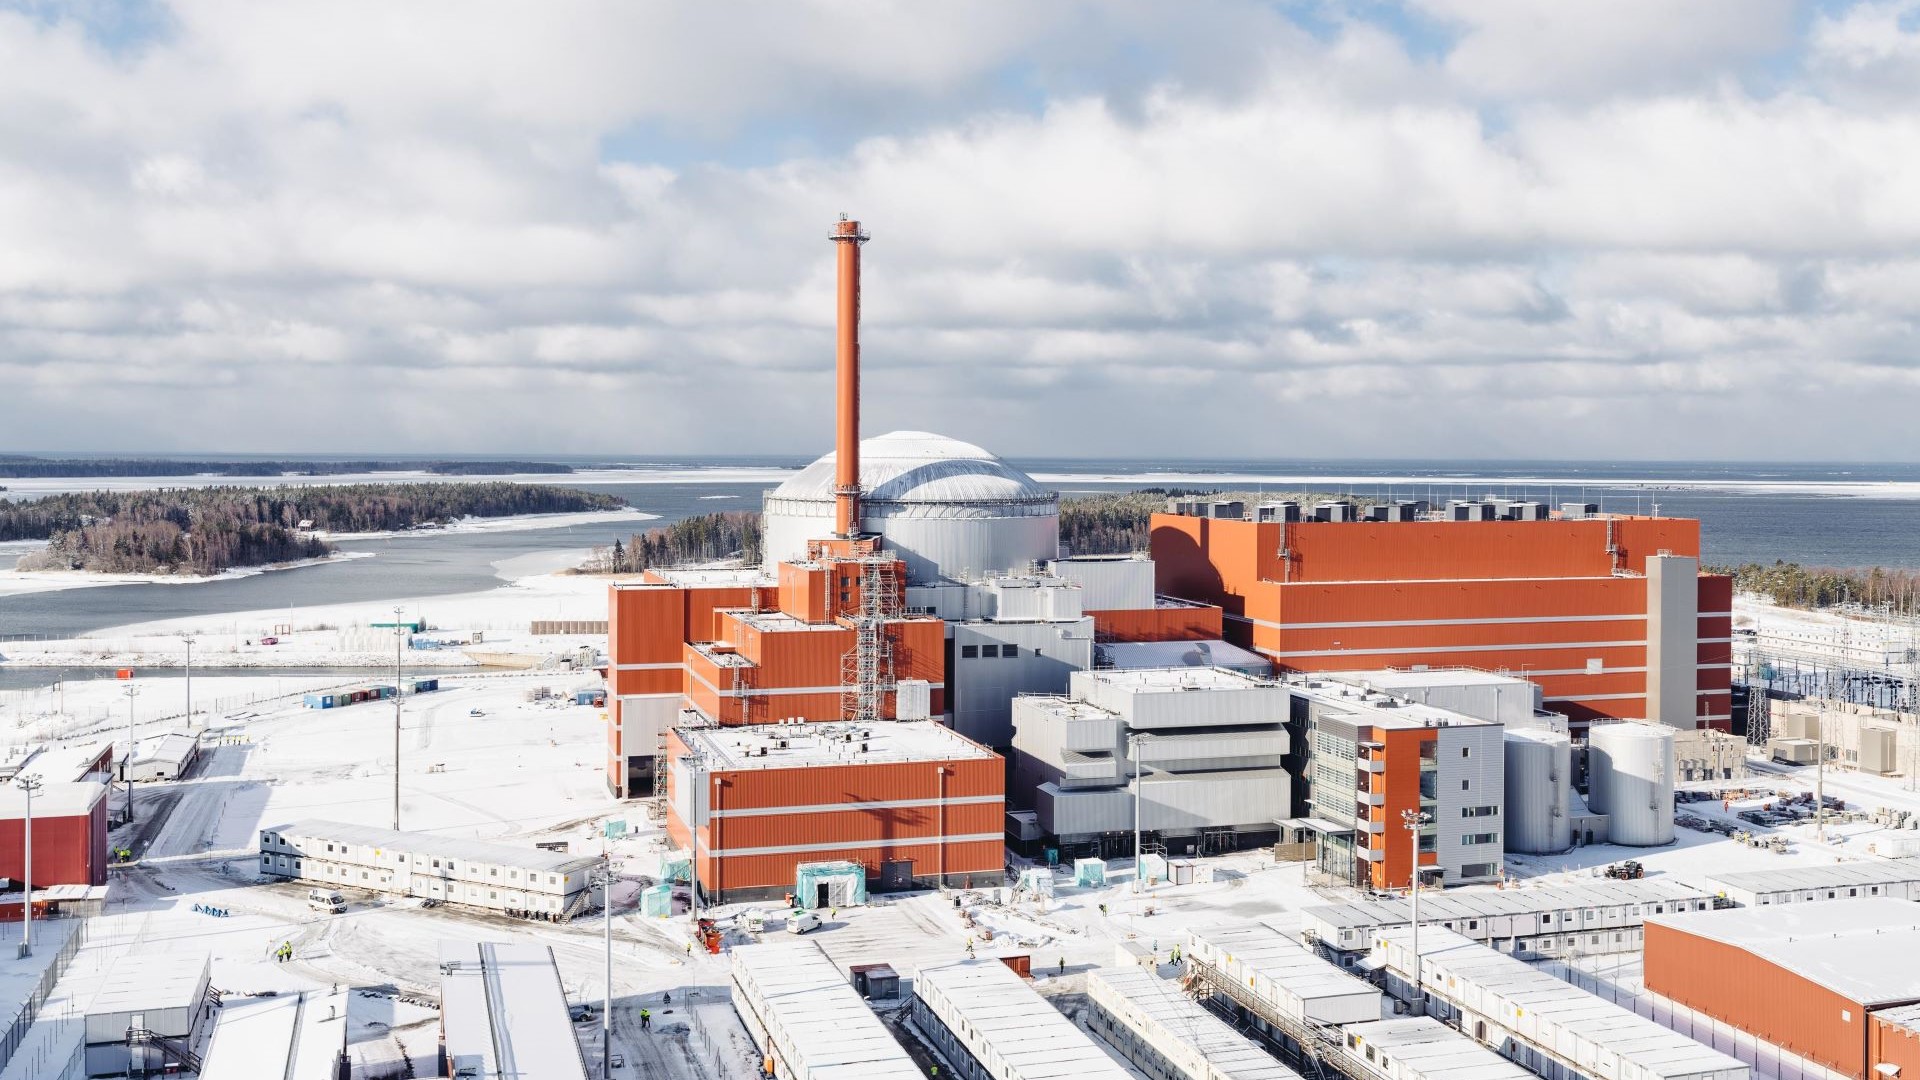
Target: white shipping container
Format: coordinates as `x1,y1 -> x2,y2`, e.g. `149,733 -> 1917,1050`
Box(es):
1086,967 -> 1302,1080
1369,926 -> 1747,1080
1185,923 -> 1382,1026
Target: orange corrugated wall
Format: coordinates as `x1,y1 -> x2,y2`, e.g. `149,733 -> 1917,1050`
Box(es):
1644,921 -> 1869,1078
1870,1014 -> 1920,1080
1088,605 -> 1223,643
695,753 -> 1004,891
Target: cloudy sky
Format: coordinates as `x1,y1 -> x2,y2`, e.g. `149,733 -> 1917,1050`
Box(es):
4,1 -> 1920,461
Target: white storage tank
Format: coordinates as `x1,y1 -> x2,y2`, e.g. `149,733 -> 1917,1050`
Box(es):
1587,722 -> 1675,847
762,431 -> 1059,584
1504,728 -> 1572,854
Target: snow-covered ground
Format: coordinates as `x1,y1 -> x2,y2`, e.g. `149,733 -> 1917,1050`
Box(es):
15,661 -> 1920,1079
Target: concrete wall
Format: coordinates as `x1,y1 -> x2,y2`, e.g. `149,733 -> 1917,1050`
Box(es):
1646,554 -> 1702,728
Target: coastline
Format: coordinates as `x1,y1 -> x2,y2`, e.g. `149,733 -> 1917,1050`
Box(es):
0,550 -> 375,598
0,508 -> 653,599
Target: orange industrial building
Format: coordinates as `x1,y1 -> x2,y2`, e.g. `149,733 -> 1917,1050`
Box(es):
1152,505 -> 1732,730
1643,899 -> 1920,1079
663,720 -> 1004,902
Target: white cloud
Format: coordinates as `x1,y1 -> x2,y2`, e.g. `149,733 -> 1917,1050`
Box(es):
0,2 -> 1916,461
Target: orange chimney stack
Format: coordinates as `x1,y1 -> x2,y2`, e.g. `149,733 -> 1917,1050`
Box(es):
830,216 -> 868,538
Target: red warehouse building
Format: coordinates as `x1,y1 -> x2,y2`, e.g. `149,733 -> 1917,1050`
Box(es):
0,779 -> 111,899
1151,505 -> 1732,730
1644,898 -> 1920,1079
664,720 -> 1004,903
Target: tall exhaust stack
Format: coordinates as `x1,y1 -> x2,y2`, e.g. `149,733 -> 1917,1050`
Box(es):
830,216 -> 869,538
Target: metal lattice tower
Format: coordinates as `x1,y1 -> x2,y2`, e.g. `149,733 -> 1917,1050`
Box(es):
841,558 -> 899,722
1746,682 -> 1770,748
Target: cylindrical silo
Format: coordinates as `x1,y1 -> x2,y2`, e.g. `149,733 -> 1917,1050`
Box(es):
1586,722 -> 1675,846
1504,728 -> 1572,854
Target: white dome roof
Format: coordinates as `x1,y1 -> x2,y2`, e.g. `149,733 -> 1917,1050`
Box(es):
768,431 -> 1054,506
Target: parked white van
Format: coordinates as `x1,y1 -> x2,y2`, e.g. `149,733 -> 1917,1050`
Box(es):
308,888 -> 347,913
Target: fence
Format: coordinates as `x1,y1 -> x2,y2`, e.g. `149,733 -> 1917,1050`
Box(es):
0,913 -> 89,1076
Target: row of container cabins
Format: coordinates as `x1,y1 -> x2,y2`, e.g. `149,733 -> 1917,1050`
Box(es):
301,679 -> 440,709
257,820 -> 602,921
728,909 -> 1746,1080
1297,863 -> 1920,966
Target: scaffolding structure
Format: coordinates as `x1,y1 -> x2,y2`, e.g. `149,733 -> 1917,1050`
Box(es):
841,558 -> 898,723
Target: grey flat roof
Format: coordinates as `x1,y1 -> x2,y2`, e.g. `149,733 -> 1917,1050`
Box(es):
1303,879 -> 1710,935
1647,898 -> 1920,1006
264,820 -> 601,875
1702,858 -> 1920,894
0,779 -> 107,819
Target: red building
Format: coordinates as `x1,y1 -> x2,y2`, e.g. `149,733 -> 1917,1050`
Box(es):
664,720 -> 1003,903
1151,507 -> 1731,729
0,780 -> 111,894
1644,898 -> 1920,1079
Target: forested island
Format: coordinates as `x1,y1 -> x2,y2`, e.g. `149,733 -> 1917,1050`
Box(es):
0,454 -> 574,478
4,482 -> 626,576
584,510 -> 762,572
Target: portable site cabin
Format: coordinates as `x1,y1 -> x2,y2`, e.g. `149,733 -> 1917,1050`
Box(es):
302,693 -> 336,710
794,861 -> 866,910
411,678 -> 440,693
573,689 -> 606,706
1075,857 -> 1107,888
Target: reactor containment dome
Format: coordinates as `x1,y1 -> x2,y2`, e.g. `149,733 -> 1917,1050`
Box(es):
762,430 -> 1059,584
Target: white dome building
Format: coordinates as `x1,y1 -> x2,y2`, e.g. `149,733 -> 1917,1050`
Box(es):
762,430 -> 1059,583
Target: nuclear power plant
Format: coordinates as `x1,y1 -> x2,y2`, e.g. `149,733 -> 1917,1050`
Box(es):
601,216 -> 1740,906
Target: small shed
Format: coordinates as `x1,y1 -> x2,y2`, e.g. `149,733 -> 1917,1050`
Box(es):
1168,859 -> 1197,886
794,861 -> 866,910
302,693 -> 335,710
573,689 -> 606,706
410,677 -> 440,693
1073,858 -> 1107,888
641,883 -> 674,917
849,962 -> 900,1000
128,732 -> 201,782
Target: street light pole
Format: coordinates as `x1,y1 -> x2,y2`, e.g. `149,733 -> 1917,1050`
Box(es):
1401,808 -> 1432,1015
1131,732 -> 1142,892
596,855 -> 614,1079
182,637 -> 195,730
935,766 -> 949,891
16,775 -> 41,958
393,607 -> 404,832
121,683 -> 140,823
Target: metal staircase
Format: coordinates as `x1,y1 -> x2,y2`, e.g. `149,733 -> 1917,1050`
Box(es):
124,1025 -> 203,1076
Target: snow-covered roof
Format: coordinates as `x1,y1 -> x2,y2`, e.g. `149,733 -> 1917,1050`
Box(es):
202,987 -> 350,1080
440,942 -> 585,1080
767,431 -> 1054,507
1087,966 -> 1303,1080
1646,898 -> 1920,1006
730,941 -> 921,1079
1344,1017 -> 1536,1080
678,720 -> 993,770
262,820 -> 601,875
